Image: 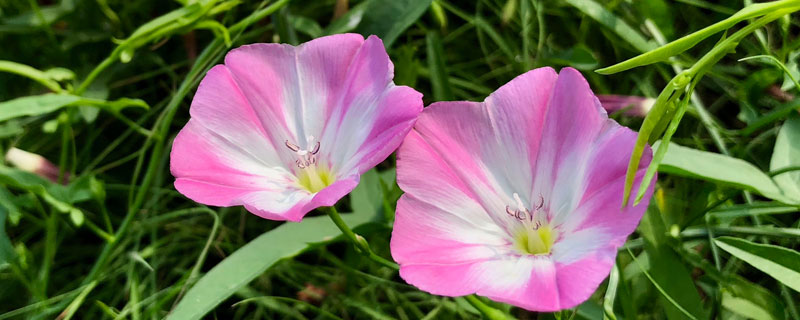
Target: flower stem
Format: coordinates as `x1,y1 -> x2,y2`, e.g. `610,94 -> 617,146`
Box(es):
325,207 -> 511,319
324,206 -> 398,270
464,295 -> 512,320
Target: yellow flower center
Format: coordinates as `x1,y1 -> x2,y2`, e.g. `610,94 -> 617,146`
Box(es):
514,225 -> 557,255
297,165 -> 335,193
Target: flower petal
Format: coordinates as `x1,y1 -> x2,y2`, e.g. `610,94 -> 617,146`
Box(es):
399,256 -> 581,311
171,120 -> 308,221
322,36 -> 422,175
223,33 -> 365,157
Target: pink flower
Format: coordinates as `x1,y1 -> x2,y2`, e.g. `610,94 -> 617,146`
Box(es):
170,34 -> 423,222
390,68 -> 654,311
597,94 -> 655,117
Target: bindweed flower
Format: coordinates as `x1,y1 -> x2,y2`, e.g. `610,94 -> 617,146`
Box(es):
390,68 -> 654,311
5,147 -> 63,183
597,94 -> 655,117
170,34 -> 423,221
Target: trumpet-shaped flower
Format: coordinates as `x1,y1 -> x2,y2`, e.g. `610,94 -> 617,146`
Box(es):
597,94 -> 655,117
390,67 -> 654,311
170,34 -> 422,221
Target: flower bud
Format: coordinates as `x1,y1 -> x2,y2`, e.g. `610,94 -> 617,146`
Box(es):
597,94 -> 656,117
5,148 -> 63,183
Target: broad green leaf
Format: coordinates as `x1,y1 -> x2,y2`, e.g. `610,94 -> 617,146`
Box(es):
638,206 -> 708,320
655,142 -> 798,205
770,115 -> 800,201
543,46 -> 599,70
2,0 -> 75,28
562,0 -> 655,53
0,94 -> 80,122
715,237 -> 800,292
425,31 -> 453,101
289,15 -> 323,38
168,203 -> 379,319
678,247 -> 785,320
0,188 -> 15,267
323,0 -> 370,35
0,165 -> 92,220
355,0 -> 433,48
0,94 -> 148,123
350,170 -> 388,218
0,121 -> 22,138
596,0 -> 800,74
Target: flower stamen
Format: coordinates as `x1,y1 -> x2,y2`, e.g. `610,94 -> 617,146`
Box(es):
285,136 -> 321,169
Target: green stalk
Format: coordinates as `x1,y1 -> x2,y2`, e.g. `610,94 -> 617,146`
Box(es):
324,206 -> 398,270
464,295 -> 512,320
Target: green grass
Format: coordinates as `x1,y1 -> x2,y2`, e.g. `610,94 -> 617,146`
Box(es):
1,0 -> 800,319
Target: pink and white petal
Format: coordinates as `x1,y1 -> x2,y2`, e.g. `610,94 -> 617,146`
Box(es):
171,121 -> 295,195
321,35 -> 400,174
533,68 -> 608,215
171,121 -> 315,221
241,177 -> 359,222
554,250 -> 618,309
483,67 -> 557,197
223,34 -> 365,158
339,84 -> 422,175
411,101 -> 516,220
480,257 -> 563,312
397,257 -> 536,298
399,256 -> 570,312
189,65 -> 285,167
479,255 -> 605,311
396,131 -> 485,215
552,132 -> 653,238
391,195 -> 511,266
399,263 -> 483,297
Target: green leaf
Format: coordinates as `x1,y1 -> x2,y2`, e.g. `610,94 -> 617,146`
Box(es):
678,247 -> 786,320
2,0 -> 75,28
770,115 -> 800,201
350,170 -> 387,218
425,31 -> 453,101
289,15 -> 323,38
715,237 -> 800,293
168,205 -> 378,319
562,0 -> 655,53
0,94 -> 148,123
323,0 -> 369,35
596,0 -> 800,74
638,206 -> 708,320
0,60 -> 65,93
355,0 -> 433,48
655,142 -> 798,205
543,46 -> 599,71
0,188 -> 15,267
0,94 -> 80,122
0,165 -> 92,218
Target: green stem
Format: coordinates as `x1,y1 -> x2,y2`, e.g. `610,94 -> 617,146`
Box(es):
324,206 -> 398,270
464,295 -> 511,320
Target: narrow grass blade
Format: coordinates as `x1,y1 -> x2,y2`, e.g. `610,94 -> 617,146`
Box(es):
715,237 -> 800,293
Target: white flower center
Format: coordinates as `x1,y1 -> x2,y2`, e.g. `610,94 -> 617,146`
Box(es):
284,135 -> 321,169
285,135 -> 333,193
